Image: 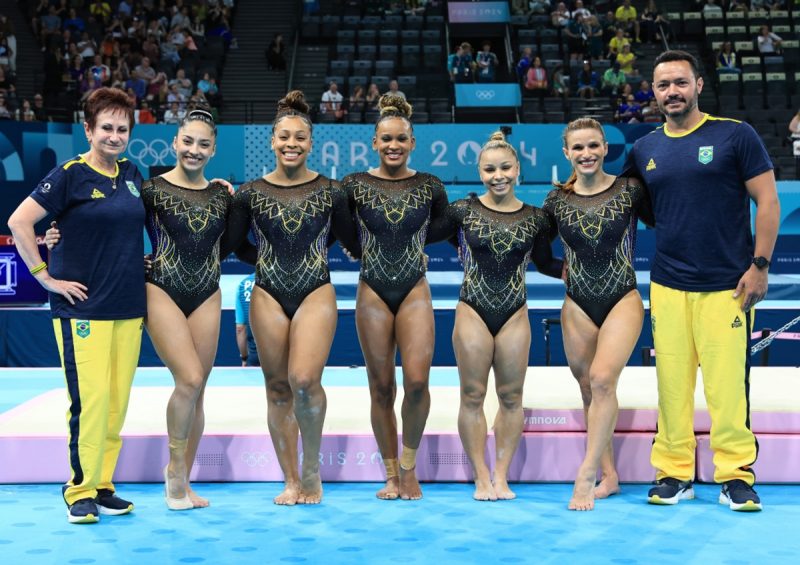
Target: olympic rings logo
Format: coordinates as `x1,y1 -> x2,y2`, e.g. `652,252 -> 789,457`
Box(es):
240,451 -> 270,467
126,138 -> 174,167
475,90 -> 496,101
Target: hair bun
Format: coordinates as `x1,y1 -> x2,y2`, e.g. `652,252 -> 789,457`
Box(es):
488,131 -> 506,143
378,94 -> 412,119
277,90 -> 310,115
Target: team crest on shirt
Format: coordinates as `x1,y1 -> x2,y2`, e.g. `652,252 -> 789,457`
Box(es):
76,320 -> 91,338
646,158 -> 656,171
698,146 -> 714,165
126,180 -> 140,197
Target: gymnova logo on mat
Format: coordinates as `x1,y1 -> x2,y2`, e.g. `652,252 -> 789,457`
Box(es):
525,415 -> 567,425
698,146 -> 714,165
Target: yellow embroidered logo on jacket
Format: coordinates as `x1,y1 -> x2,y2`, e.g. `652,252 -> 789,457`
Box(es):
646,158 -> 656,171
91,188 -> 106,199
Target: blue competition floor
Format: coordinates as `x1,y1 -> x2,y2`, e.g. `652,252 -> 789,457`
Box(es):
1,483 -> 798,564
2,368 -> 800,563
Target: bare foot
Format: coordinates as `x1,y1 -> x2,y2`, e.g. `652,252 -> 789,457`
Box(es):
166,462 -> 188,500
186,485 -> 209,508
569,470 -> 596,511
273,481 -> 301,506
399,467 -> 422,500
376,477 -> 400,500
594,473 -> 621,499
473,478 -> 497,501
298,471 -> 323,504
493,478 -> 516,500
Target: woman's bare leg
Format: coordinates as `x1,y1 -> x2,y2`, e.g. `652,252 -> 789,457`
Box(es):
491,307 -> 530,500
145,284 -> 210,503
356,282 -> 400,499
394,279 -> 435,500
182,290 -> 222,507
453,303 -> 496,501
565,292 -> 643,510
250,287 -> 299,505
287,284 -> 337,504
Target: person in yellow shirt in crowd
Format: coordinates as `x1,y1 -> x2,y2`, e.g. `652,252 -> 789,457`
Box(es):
608,28 -> 630,57
615,0 -> 640,43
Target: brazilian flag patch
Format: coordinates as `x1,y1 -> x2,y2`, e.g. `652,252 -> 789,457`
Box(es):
126,180 -> 140,197
698,146 -> 714,165
76,320 -> 91,338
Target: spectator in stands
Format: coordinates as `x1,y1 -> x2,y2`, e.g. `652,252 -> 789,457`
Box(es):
726,0 -> 749,12
0,36 -> 12,73
448,44 -> 463,82
453,42 -> 474,83
551,2 -> 571,28
163,100 -> 185,124
717,41 -> 741,74
388,79 -> 407,100
475,41 -> 499,82
349,84 -> 366,113
641,98 -> 662,123
167,82 -> 186,109
640,1 -> 670,43
66,54 -> 85,94
764,0 -> 786,10
615,0 -> 640,43
63,8 -> 85,34
41,6 -> 63,48
524,55 -> 549,97
266,33 -> 286,71
757,25 -> 782,54
585,15 -> 605,60
197,73 -> 219,101
16,99 -> 36,122
137,99 -> 156,124
601,11 -> 619,44
0,67 -> 9,96
616,93 -> 642,123
170,68 -> 193,100
529,0 -> 550,14
576,60 -> 600,98
0,14 -> 15,73
125,74 -> 147,104
32,93 -> 48,121
190,14 -> 205,38
0,92 -> 11,119
43,44 -> 64,105
516,46 -> 534,80
170,5 -> 191,30
117,0 -> 133,18
511,0 -> 531,16
634,80 -> 654,104
601,60 -> 626,97
366,82 -> 381,110
552,64 -> 569,97
134,56 -> 156,88
565,14 -> 587,62
616,43 -> 637,76
702,0 -> 723,15
608,27 -> 629,57
88,54 -> 111,86
89,1 -> 112,25
320,80 -> 346,120
77,31 -> 97,61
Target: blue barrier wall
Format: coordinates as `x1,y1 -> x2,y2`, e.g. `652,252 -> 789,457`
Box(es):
2,122 -> 799,272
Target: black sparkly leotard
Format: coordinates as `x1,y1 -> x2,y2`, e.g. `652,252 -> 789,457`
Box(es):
227,175 -> 359,319
342,171 -> 448,314
432,196 -> 562,336
542,177 -> 653,327
143,177 -> 233,317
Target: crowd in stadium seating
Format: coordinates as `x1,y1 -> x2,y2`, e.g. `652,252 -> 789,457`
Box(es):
23,0 -> 235,123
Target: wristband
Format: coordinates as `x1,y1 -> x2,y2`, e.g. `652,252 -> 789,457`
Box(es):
30,262 -> 47,275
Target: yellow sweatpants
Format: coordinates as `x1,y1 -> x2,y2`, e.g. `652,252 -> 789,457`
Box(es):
650,282 -> 758,485
53,318 -> 143,504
